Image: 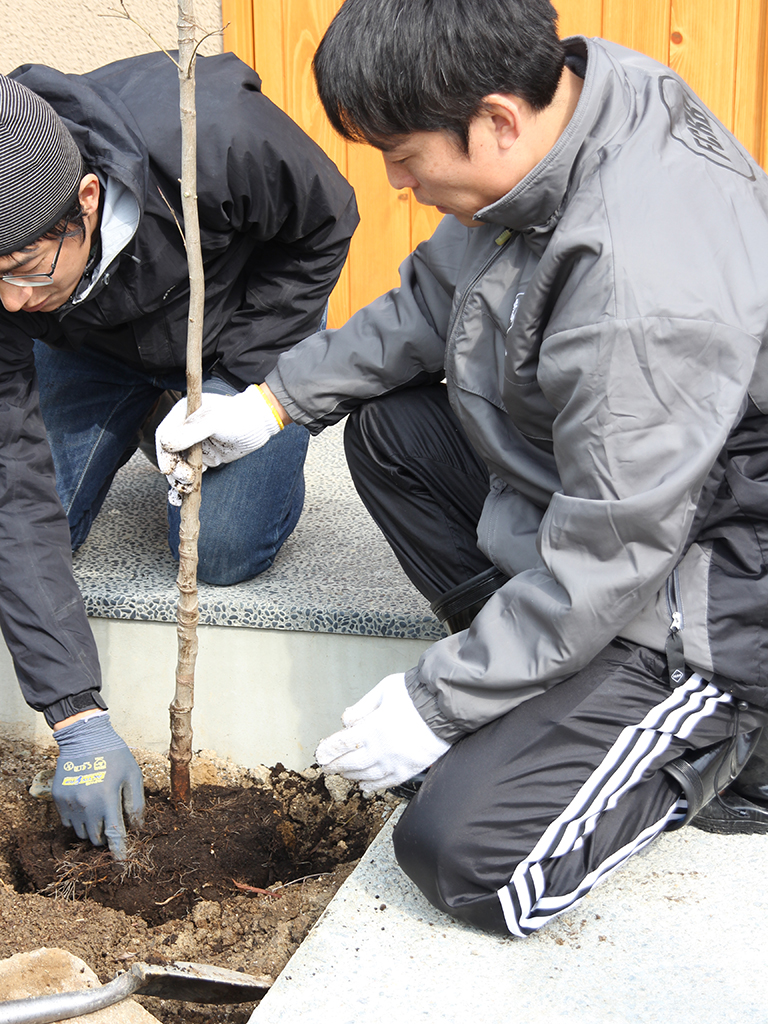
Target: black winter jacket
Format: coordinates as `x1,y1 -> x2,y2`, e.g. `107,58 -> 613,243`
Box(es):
5,50 -> 358,383
0,51 -> 357,718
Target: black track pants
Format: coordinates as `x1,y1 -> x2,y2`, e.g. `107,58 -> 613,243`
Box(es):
394,641 -> 766,936
344,383 -> 494,603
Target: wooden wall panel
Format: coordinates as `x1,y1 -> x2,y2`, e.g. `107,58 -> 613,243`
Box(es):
223,0 -> 352,322
252,0 -> 286,107
220,0 -> 254,70
670,0 -> 740,131
347,147 -> 414,313
282,0 -> 340,156
734,0 -> 768,161
223,0 -> 768,324
281,0 -> 352,320
556,0 -> 603,40
603,0 -> 673,63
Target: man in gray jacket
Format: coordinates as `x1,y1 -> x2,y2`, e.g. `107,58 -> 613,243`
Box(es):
158,0 -> 768,936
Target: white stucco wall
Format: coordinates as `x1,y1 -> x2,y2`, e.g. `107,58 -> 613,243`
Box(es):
0,0 -> 223,75
0,620 -> 432,772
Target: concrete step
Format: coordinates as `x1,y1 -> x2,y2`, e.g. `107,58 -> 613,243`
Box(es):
0,423 -> 441,769
249,804 -> 768,1024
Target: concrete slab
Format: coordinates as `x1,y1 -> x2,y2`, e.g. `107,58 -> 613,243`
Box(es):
69,423 -> 442,642
0,948 -> 156,1022
250,807 -> 768,1024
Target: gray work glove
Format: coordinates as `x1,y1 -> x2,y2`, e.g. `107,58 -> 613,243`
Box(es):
52,713 -> 145,862
315,673 -> 451,794
155,386 -> 284,504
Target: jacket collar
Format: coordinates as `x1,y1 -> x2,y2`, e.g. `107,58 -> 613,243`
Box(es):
55,176 -> 140,317
473,37 -> 598,237
68,177 -> 140,308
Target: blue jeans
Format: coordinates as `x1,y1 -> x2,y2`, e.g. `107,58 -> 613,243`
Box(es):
34,342 -> 309,585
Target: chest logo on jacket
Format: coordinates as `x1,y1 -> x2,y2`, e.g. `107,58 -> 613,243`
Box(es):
660,76 -> 755,180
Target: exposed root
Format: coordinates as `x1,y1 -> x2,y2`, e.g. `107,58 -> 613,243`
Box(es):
118,837 -> 157,880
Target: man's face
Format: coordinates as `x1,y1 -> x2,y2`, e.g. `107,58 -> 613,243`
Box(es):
0,174 -> 99,315
0,231 -> 92,314
380,122 -> 523,227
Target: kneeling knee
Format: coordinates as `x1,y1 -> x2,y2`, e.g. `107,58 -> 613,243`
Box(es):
392,796 -> 516,937
195,542 -> 276,586
392,797 -> 444,901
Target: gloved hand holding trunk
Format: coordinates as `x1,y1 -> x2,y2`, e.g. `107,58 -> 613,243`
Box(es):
52,713 -> 145,861
315,673 -> 451,794
155,385 -> 284,502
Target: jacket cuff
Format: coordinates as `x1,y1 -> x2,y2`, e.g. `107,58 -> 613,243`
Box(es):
42,689 -> 108,729
264,369 -> 324,434
404,666 -> 466,744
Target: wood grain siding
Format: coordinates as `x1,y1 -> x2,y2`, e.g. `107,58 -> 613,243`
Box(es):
221,0 -> 768,324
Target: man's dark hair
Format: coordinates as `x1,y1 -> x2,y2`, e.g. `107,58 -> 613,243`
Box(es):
313,0 -> 564,152
41,194 -> 88,244
16,184 -> 92,258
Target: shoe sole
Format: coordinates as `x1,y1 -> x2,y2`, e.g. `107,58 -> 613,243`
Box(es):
690,817 -> 768,835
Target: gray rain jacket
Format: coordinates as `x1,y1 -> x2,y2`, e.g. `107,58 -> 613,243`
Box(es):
267,37 -> 768,741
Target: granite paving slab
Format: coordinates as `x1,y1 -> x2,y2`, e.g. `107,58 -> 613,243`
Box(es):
250,806 -> 768,1024
71,422 -> 443,641
0,948 -> 155,1023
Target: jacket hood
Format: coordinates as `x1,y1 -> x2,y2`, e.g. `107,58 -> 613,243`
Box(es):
9,61 -> 150,215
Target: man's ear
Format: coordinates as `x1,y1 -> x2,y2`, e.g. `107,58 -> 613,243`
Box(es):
480,93 -> 527,151
77,173 -> 100,217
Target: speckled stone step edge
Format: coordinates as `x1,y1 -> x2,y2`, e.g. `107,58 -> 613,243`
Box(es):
71,426 -> 445,642
77,591 -> 445,640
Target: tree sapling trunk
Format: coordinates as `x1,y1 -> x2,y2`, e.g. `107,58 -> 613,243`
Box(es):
169,0 -> 205,807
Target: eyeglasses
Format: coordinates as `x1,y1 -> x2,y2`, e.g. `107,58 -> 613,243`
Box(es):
1,233 -> 66,288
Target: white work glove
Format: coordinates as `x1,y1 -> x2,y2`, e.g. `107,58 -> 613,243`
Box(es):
155,386 -> 283,504
315,673 -> 451,794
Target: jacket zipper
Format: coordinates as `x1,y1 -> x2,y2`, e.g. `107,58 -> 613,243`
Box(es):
446,230 -> 513,343
665,569 -> 687,685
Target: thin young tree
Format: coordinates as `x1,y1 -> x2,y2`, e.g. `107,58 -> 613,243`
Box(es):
170,0 -> 205,807
107,0 -> 221,806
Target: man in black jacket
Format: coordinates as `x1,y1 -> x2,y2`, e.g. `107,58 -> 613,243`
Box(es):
0,53 -> 357,854
2,50 -> 358,585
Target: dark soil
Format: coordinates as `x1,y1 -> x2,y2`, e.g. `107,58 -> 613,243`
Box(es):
0,736 -> 395,1023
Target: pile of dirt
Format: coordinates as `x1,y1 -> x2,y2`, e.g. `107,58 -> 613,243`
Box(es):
0,735 -> 397,1023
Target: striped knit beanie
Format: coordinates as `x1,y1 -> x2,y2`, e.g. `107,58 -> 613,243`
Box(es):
0,74 -> 84,256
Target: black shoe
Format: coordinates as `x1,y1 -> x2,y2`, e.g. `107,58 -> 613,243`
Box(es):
691,789 -> 768,835
663,726 -> 764,830
390,770 -> 429,800
430,568 -> 509,634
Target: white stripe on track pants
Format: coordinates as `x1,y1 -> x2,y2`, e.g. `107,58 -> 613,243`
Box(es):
393,639 -> 766,936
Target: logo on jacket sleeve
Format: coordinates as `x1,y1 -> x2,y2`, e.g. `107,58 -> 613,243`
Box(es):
660,76 -> 755,180
508,292 -> 526,331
